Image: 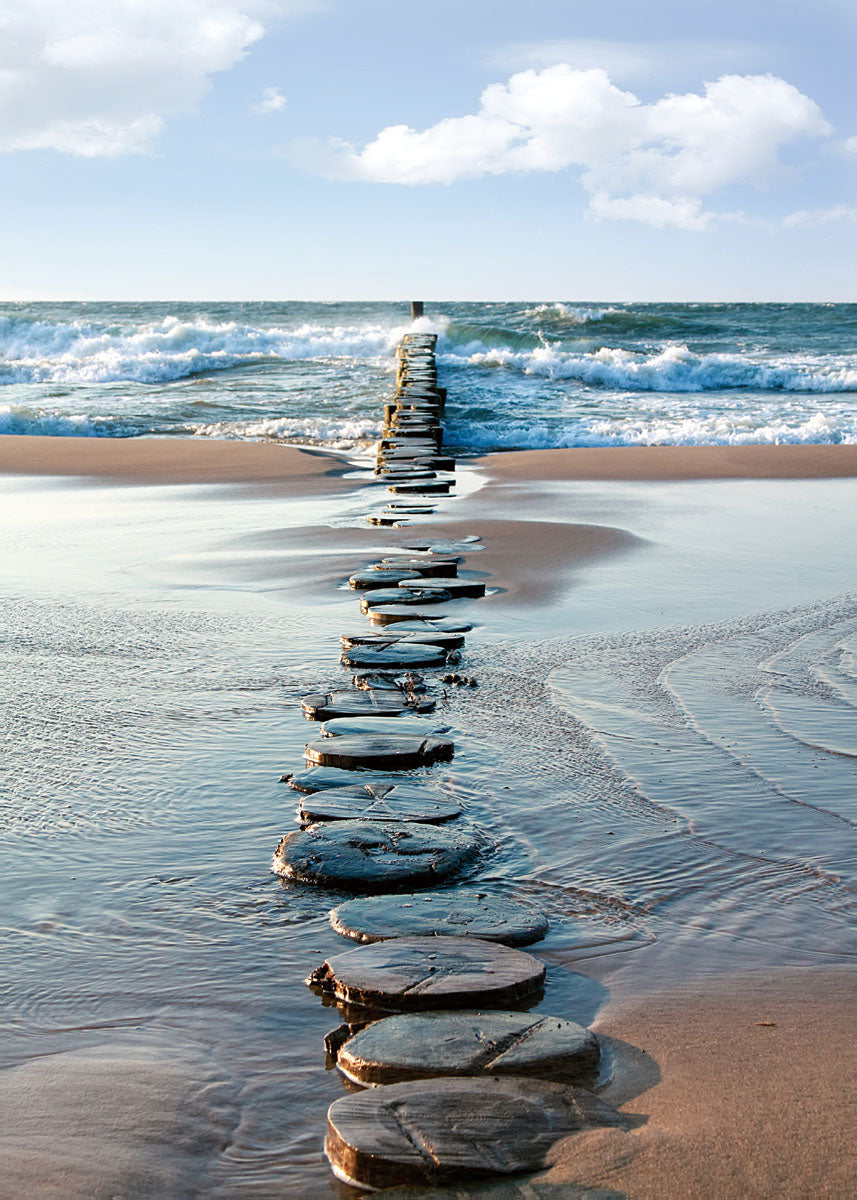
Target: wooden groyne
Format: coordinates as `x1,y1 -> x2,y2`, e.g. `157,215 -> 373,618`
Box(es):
273,304 -> 630,1190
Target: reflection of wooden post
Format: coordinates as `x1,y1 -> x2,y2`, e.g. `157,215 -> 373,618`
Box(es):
410,300 -> 424,320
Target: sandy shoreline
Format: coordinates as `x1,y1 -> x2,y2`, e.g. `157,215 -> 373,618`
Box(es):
3,433 -> 855,1198
5,434 -> 857,484
0,434 -> 354,492
479,442 -> 857,480
557,967 -> 857,1199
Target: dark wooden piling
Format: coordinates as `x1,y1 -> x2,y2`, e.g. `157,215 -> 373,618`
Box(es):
410,300 -> 424,320
325,1077 -> 624,1190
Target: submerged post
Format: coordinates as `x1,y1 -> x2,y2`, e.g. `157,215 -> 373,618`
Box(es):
410,300 -> 424,320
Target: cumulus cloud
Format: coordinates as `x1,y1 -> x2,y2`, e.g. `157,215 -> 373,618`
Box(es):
300,65 -> 830,229
783,205 -> 857,228
487,38 -> 762,84
0,0 -> 304,156
252,85 -> 287,114
588,191 -> 713,231
845,136 -> 857,155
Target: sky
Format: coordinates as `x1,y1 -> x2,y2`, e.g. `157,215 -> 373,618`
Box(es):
0,0 -> 855,301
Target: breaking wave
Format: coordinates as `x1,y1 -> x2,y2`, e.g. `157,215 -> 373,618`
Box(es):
439,340 -> 857,394
190,416 -> 381,449
0,405 -> 106,436
445,409 -> 856,452
2,309 -> 855,397
0,314 -> 410,385
522,303 -> 617,324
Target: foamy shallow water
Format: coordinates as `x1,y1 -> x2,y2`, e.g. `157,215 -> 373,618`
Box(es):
2,465 -> 856,1195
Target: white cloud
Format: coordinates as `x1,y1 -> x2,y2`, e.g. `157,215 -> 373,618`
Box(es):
487,38 -> 763,84
845,136 -> 857,155
300,65 -> 831,230
783,205 -> 857,228
588,191 -> 713,231
252,85 -> 287,114
0,1 -> 306,156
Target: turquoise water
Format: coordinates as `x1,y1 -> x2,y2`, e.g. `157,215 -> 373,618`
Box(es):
1,300 -> 856,449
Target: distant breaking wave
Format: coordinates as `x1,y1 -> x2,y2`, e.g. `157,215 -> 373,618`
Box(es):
1,311 -> 856,396
522,302 -> 617,324
444,410 -> 856,451
0,315 -> 408,385
437,340 -> 857,394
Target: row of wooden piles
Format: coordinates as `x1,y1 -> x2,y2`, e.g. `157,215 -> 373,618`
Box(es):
369,332 -> 454,526
272,319 -> 627,1191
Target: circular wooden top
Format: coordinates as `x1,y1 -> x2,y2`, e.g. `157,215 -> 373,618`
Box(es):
301,690 -> 422,719
325,1075 -> 622,1191
341,643 -> 449,670
273,821 -> 478,890
340,628 -> 465,650
298,783 -> 462,825
329,889 -> 547,946
305,733 -> 454,770
335,1009 -> 599,1086
310,935 -> 545,1012
349,569 -> 422,588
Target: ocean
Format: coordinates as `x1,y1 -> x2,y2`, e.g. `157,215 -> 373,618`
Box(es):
2,300 -> 856,450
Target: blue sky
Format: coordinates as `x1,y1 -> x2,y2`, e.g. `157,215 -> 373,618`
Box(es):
0,0 -> 854,300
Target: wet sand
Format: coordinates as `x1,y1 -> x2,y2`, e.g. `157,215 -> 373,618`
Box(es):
480,442 -> 857,481
6,434 -> 857,485
0,433 -> 353,492
2,435 -> 856,1198
553,968 -> 857,1200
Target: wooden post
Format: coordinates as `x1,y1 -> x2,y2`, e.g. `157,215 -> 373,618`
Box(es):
410,300 -> 424,320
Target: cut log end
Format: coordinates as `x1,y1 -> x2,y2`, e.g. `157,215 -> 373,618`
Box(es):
325,1075 -> 625,1190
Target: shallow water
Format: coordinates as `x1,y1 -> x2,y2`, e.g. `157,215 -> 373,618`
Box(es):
2,464 -> 856,1195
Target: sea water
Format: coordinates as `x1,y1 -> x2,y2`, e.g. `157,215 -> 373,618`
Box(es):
1,300 -> 856,449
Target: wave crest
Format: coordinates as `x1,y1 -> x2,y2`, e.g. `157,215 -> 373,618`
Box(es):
523,302 -> 615,324
0,314 -> 412,385
0,404 -> 104,436
441,340 -> 857,394
191,416 -> 381,449
445,410 -> 855,451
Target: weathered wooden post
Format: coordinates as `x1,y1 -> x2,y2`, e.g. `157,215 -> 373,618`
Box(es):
410,300 -> 424,320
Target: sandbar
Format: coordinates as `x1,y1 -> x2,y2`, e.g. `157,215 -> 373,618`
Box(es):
0,433 -> 352,492
480,442 -> 857,481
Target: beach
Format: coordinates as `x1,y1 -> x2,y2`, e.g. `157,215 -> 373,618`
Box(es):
2,433 -> 856,1198
3,0 -> 855,1177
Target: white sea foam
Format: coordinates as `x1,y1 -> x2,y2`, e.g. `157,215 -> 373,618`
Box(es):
445,409 -> 857,450
439,340 -> 857,394
522,303 -> 615,323
0,404 -> 103,436
0,315 -> 415,385
190,416 -> 382,449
